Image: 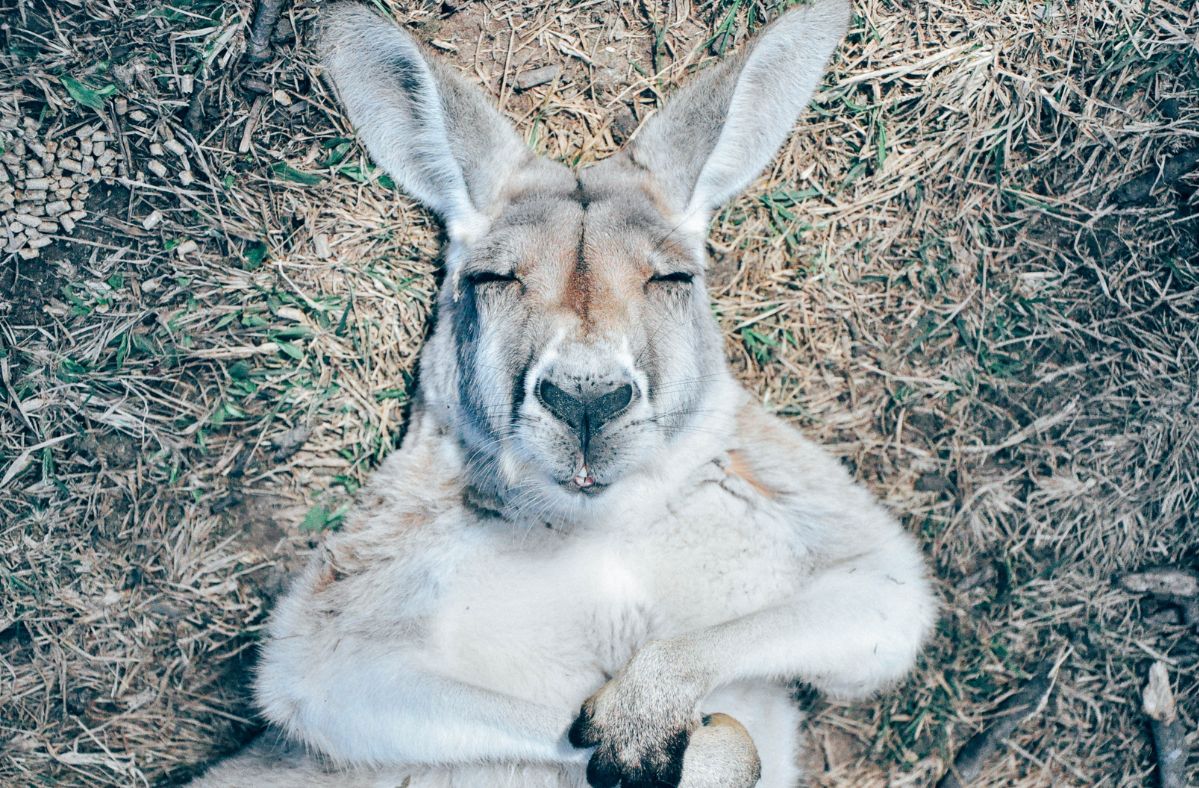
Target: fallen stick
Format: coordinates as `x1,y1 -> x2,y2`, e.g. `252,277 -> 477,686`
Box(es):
1119,567 -> 1199,628
1143,661 -> 1190,788
515,64 -> 561,91
247,0 -> 287,63
185,71 -> 209,132
937,660 -> 1058,788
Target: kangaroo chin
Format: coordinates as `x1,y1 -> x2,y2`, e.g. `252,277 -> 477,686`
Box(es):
191,2 -> 937,787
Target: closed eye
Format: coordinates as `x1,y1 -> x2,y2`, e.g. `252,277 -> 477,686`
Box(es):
648,271 -> 694,285
465,270 -> 519,286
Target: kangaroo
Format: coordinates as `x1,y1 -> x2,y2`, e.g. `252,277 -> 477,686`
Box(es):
192,1 -> 935,785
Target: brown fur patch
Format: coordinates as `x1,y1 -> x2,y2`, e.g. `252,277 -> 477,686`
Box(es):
726,450 -> 778,499
312,563 -> 339,594
558,218 -> 638,337
562,231 -> 593,329
312,544 -> 360,594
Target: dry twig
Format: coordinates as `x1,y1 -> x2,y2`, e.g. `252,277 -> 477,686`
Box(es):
185,78 -> 209,132
1120,568 -> 1199,627
1143,662 -> 1191,788
247,0 -> 287,63
937,660 -> 1060,787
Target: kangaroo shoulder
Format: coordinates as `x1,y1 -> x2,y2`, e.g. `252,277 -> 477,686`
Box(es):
286,422 -> 477,618
724,402 -> 906,549
726,402 -> 855,496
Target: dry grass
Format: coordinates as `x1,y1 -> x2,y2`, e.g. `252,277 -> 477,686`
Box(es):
1,0 -> 1197,785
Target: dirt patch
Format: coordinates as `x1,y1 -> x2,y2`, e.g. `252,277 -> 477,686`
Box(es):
2,257 -> 67,325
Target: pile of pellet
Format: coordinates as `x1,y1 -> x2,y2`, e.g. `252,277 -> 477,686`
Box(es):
1,116 -> 117,260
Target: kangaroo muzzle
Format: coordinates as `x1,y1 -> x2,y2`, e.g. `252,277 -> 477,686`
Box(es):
532,360 -> 640,492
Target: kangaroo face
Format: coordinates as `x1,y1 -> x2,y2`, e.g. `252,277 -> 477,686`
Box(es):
445,167 -> 725,504
320,0 -> 849,519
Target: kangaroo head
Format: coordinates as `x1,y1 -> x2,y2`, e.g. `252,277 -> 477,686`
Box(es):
321,1 -> 850,519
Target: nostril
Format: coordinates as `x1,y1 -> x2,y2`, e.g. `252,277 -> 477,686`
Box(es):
537,379 -> 585,429
612,384 -> 634,413
589,383 -> 635,429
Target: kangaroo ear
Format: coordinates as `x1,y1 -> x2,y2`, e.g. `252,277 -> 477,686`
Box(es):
320,4 -> 530,244
630,0 -> 850,227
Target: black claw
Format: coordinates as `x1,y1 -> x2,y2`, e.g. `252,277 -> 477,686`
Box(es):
622,779 -> 660,788
659,728 -> 690,785
569,708 -> 599,748
585,750 -> 621,788
624,768 -> 679,788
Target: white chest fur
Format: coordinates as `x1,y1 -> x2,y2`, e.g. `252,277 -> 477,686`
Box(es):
416,456 -> 812,710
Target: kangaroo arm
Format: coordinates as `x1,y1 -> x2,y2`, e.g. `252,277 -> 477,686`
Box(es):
258,658 -> 586,767
567,529 -> 935,783
669,532 -> 935,700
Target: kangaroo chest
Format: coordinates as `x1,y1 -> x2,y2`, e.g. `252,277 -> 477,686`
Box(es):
420,463 -> 810,706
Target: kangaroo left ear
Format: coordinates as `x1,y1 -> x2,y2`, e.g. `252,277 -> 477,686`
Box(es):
629,0 -> 851,229
319,3 -> 532,245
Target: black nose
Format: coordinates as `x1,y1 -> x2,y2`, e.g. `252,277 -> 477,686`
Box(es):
536,379 -> 635,442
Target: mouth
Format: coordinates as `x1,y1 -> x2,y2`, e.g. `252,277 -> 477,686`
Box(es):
560,463 -> 608,496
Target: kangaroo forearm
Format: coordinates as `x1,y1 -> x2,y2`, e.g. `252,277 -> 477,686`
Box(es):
667,552 -> 934,700
262,667 -> 584,767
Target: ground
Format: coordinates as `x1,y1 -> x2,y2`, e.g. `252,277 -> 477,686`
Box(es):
1,0 -> 1196,785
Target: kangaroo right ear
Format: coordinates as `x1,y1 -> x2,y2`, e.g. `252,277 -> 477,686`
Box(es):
629,0 -> 851,232
320,4 -> 530,245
